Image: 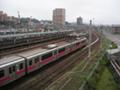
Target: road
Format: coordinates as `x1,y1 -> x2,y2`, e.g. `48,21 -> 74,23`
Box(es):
103,30 -> 120,48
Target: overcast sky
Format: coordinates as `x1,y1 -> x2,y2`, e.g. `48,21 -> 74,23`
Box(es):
0,0 -> 120,25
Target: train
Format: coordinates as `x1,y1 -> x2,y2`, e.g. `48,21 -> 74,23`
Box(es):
0,30 -> 75,50
0,37 -> 87,87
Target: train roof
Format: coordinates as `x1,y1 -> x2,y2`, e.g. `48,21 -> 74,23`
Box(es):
0,30 -> 73,40
0,30 -> 72,37
0,56 -> 24,68
17,37 -> 87,59
17,48 -> 47,59
0,31 -> 56,38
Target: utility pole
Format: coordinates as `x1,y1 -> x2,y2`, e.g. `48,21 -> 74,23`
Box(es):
88,20 -> 92,59
17,11 -> 20,24
17,11 -> 21,30
28,16 -> 32,32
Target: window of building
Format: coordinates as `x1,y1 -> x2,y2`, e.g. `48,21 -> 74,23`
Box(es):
41,52 -> 52,61
0,70 -> 4,78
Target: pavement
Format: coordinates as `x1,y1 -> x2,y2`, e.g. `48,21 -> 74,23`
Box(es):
103,30 -> 120,48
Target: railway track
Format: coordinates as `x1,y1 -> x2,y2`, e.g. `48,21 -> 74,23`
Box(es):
1,31 -> 100,90
110,59 -> 120,77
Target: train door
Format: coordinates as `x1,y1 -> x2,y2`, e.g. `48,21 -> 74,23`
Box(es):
54,50 -> 58,59
33,57 -> 40,70
15,62 -> 26,79
27,59 -> 34,73
72,44 -> 76,51
63,47 -> 67,55
39,56 -> 42,67
70,44 -> 74,52
66,46 -> 70,54
8,65 -> 16,81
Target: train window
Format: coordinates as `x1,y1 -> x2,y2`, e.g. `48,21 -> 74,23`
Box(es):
13,66 -> 16,72
29,60 -> 32,66
76,42 -> 80,46
41,52 -> 52,61
54,50 -> 57,55
81,40 -> 85,43
19,63 -> 23,70
58,48 -> 65,53
9,67 -> 12,74
0,70 -> 4,78
16,64 -> 19,71
35,57 -> 39,63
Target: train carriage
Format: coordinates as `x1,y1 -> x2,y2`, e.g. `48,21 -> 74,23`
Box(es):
0,37 -> 87,87
17,48 -> 46,73
0,56 -> 25,87
0,30 -> 77,50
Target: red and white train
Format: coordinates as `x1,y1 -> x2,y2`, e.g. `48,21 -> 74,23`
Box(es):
0,37 -> 87,87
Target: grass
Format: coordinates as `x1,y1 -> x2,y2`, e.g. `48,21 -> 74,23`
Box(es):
110,42 -> 118,49
95,37 -> 119,90
96,68 -> 118,90
84,36 -> 119,90
85,54 -> 119,90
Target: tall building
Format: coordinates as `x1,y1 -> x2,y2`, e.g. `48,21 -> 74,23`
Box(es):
0,11 -> 8,22
0,11 -> 4,22
77,17 -> 83,25
53,8 -> 65,27
3,13 -> 8,21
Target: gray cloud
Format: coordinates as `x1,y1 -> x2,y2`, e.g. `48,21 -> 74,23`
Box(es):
0,0 -> 120,24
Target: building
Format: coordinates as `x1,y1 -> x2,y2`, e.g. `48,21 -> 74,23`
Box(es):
53,8 -> 65,28
0,11 -> 3,22
77,17 -> 83,25
0,11 -> 18,23
0,12 -> 8,22
112,25 -> 120,34
3,13 -> 8,21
